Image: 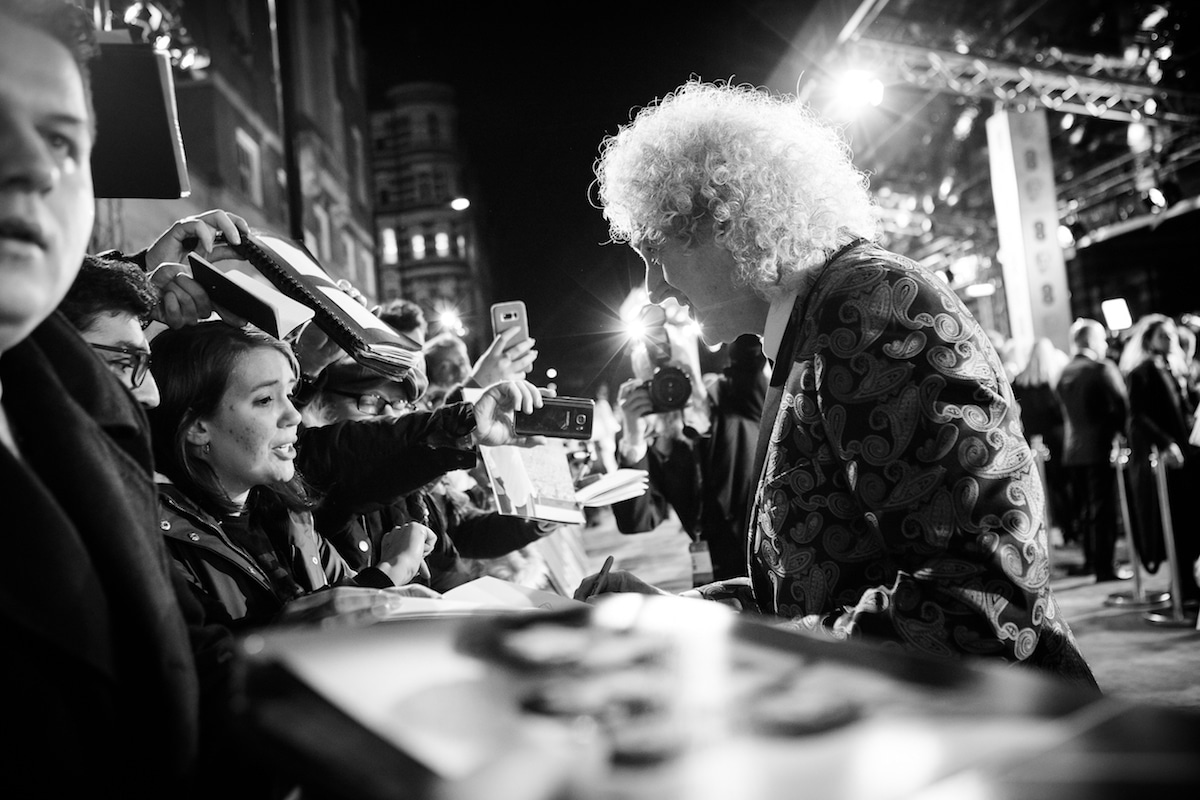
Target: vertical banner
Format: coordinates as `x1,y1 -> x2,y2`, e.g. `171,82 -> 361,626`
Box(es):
986,109 -> 1072,352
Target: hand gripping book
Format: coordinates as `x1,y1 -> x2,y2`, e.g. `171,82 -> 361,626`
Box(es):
188,253 -> 314,340
227,230 -> 427,393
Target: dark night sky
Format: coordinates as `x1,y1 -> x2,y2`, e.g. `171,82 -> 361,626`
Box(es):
358,3 -> 819,393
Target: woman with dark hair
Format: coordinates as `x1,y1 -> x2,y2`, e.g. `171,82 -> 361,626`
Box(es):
1011,337 -> 1070,547
149,322 -> 547,629
147,322 -> 438,630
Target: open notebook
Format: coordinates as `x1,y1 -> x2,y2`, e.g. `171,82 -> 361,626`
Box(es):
479,442 -> 648,525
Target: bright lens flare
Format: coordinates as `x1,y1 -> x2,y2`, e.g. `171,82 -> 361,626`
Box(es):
828,69 -> 884,120
623,317 -> 648,341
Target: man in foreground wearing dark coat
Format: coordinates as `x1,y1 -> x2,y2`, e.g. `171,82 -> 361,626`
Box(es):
0,2 -> 232,795
1056,318 -> 1129,582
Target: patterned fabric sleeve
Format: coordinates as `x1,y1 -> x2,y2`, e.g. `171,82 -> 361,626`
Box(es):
755,250 -> 1094,684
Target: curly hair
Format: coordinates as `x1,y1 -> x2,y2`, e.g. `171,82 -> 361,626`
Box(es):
59,254 -> 158,332
593,79 -> 878,299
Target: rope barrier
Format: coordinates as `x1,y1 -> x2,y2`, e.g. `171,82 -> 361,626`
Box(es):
1143,445 -> 1199,628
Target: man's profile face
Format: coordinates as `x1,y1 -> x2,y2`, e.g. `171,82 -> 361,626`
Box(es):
0,14 -> 95,351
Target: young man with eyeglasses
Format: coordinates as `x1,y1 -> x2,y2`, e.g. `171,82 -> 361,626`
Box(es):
59,254 -> 160,407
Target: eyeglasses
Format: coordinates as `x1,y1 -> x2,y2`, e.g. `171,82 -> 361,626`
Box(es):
327,389 -> 415,415
90,343 -> 152,388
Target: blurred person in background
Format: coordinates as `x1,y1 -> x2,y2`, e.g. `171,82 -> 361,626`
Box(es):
1175,322 -> 1199,408
422,326 -> 540,409
1011,337 -> 1070,547
590,382 -> 621,475
578,78 -> 1096,689
377,297 -> 428,345
1118,313 -> 1199,606
1055,319 -> 1128,582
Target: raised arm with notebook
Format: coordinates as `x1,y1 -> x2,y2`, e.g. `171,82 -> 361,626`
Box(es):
221,229 -> 425,391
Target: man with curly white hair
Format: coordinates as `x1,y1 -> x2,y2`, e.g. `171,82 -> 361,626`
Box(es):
576,79 -> 1098,689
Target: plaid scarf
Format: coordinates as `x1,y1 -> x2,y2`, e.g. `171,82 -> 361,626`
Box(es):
221,512 -> 304,601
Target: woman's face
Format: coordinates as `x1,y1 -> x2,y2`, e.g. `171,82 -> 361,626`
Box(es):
192,347 -> 301,504
635,238 -> 768,345
1149,322 -> 1177,357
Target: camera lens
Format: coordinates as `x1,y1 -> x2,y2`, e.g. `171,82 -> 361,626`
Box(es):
648,366 -> 691,412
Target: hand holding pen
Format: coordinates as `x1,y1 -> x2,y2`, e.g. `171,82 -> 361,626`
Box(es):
581,555 -> 615,602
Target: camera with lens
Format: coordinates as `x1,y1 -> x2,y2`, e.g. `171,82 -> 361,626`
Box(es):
636,305 -> 693,415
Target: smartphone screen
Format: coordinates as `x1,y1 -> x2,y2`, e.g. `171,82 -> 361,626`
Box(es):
491,300 -> 529,344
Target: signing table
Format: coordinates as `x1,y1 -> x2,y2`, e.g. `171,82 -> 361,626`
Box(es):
231,592 -> 1200,800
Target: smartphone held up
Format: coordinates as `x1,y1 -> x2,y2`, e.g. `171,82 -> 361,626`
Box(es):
491,300 -> 529,344
515,396 -> 594,440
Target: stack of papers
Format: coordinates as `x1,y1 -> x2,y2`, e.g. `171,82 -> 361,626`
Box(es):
479,443 -> 650,525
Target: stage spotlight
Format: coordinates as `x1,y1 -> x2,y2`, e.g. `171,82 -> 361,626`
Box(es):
827,69 -> 884,120
1142,181 -> 1182,213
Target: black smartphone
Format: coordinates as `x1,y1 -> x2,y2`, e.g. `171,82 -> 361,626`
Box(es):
513,396 -> 594,440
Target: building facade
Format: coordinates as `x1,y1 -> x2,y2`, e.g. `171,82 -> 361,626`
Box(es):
371,82 -> 492,354
89,0 -> 375,299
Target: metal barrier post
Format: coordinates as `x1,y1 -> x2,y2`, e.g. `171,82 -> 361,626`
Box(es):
1144,445 -> 1198,627
1105,438 -> 1170,608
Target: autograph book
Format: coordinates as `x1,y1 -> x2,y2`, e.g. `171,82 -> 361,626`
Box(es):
478,442 -> 648,526
188,253 -> 314,340
226,230 -> 424,386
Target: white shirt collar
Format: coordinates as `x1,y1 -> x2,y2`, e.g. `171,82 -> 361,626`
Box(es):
762,291 -> 798,363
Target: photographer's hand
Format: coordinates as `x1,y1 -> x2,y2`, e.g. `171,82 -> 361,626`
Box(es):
616,378 -> 651,463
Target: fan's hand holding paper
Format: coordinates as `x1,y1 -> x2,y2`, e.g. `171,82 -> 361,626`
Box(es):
187,253 -> 314,339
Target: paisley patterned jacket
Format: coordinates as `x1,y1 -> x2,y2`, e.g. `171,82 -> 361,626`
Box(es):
702,242 -> 1098,689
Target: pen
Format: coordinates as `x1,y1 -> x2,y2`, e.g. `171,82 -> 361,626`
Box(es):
585,555 -> 615,601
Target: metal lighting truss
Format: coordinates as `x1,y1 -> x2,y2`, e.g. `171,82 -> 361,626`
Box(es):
844,36 -> 1200,253
845,36 -> 1200,125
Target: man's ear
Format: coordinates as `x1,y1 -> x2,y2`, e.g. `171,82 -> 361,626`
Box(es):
185,418 -> 210,446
